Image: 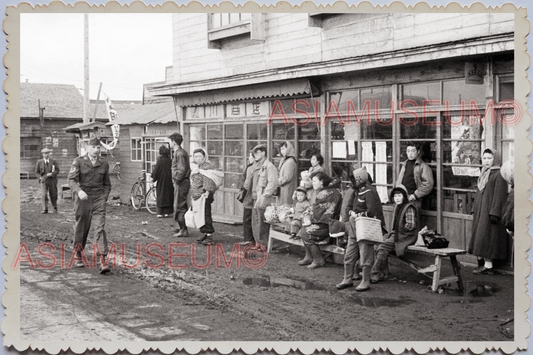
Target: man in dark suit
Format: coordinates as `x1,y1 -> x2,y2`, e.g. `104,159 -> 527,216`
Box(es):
35,147 -> 60,214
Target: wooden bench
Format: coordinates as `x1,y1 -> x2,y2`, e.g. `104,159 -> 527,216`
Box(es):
267,224 -> 345,260
402,245 -> 467,293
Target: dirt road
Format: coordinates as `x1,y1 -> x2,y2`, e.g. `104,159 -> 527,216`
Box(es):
17,179 -> 515,342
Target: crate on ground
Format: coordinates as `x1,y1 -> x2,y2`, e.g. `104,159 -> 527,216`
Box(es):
355,216 -> 383,243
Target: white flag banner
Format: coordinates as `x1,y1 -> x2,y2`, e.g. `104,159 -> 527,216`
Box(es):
100,91 -> 119,150
102,91 -> 118,122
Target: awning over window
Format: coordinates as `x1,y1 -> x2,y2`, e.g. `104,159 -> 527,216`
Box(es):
174,79 -> 317,107
64,121 -> 107,134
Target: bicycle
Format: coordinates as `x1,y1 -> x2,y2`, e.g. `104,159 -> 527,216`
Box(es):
130,170 -> 157,214
104,150 -> 121,180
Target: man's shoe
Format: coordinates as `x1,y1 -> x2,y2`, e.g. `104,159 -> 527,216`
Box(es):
355,286 -> 370,292
99,265 -> 111,274
335,282 -> 353,290
74,262 -> 85,268
239,241 -> 254,246
41,210 -> 48,214
174,229 -> 189,238
196,234 -> 208,242
473,266 -> 494,275
202,238 -> 213,245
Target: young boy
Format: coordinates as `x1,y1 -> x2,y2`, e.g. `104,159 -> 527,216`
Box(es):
370,184 -> 419,283
288,187 -> 312,240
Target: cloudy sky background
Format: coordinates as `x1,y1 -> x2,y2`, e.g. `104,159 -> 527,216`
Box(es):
20,13 -> 173,101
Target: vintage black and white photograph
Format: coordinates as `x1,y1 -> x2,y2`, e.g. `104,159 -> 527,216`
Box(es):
2,3 -> 530,354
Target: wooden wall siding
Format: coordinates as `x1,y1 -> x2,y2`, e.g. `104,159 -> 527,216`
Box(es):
172,13 -> 513,83
20,118 -> 79,178
117,128 -> 143,205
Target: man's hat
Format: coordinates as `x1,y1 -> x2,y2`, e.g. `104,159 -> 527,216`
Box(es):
88,137 -> 101,146
252,144 -> 267,153
41,148 -> 52,153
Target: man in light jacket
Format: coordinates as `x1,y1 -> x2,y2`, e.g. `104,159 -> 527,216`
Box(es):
396,142 -> 434,212
250,144 -> 279,247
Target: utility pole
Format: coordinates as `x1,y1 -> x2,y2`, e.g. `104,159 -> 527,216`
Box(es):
83,13 -> 90,123
38,99 -> 45,150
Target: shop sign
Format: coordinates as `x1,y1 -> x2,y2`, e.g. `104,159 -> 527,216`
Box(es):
185,106 -> 205,120
465,62 -> 484,85
226,103 -> 246,118
246,102 -> 268,116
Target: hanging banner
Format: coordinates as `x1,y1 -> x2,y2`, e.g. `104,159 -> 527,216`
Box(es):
100,90 -> 119,150
361,141 -> 374,181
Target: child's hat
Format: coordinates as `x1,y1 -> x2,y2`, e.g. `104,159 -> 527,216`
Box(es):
295,186 -> 307,194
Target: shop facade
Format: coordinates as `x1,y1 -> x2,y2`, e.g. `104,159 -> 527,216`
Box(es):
150,13 -> 515,263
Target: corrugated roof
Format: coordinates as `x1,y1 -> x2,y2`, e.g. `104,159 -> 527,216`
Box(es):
20,82 -> 83,118
170,79 -> 315,107
111,101 -> 176,126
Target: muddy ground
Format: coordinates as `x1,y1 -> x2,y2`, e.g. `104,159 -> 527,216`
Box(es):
17,178 -> 515,342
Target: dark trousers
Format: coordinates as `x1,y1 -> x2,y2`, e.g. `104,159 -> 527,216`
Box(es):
74,193 -> 108,257
173,180 -> 190,230
252,207 -> 269,244
41,179 -> 58,212
199,193 -> 215,234
243,207 -> 253,242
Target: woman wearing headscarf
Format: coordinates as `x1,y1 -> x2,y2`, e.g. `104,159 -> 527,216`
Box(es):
151,145 -> 174,218
277,141 -> 298,205
191,148 -> 221,245
469,148 -> 509,274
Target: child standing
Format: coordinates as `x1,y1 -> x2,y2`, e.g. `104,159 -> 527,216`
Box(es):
288,187 -> 312,240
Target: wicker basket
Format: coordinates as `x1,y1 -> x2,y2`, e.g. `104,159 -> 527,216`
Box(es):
355,216 -> 384,243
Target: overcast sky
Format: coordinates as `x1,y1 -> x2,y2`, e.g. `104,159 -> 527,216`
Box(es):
20,13 -> 173,101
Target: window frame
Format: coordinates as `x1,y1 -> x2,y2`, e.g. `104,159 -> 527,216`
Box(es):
130,137 -> 143,162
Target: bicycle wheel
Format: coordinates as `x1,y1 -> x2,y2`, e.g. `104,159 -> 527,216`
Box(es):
145,187 -> 158,215
130,182 -> 144,211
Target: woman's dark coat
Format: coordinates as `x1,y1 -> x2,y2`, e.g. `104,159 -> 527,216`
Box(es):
151,155 -> 174,209
468,169 -> 509,260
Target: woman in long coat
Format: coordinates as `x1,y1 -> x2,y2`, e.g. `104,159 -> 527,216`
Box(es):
151,145 -> 174,217
468,148 -> 509,274
277,141 -> 298,205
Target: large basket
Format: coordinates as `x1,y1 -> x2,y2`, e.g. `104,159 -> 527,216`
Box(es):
355,216 -> 383,243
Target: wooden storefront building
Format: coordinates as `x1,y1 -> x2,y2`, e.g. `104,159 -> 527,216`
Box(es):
146,13 -> 515,264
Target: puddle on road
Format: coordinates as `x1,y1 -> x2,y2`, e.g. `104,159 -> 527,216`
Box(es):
242,276 -> 325,290
348,296 -> 415,308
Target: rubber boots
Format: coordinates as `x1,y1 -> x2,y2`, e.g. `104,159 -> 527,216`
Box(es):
355,266 -> 371,292
370,253 -> 387,283
298,244 -> 313,266
307,244 -> 325,269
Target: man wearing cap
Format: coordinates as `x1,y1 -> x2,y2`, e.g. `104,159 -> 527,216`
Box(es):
250,144 -> 278,246
35,147 -> 60,214
169,132 -> 191,238
67,137 -> 112,273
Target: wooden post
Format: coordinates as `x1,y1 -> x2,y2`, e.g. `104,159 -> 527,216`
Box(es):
38,99 -> 45,150
83,14 -> 90,123
92,82 -> 103,122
